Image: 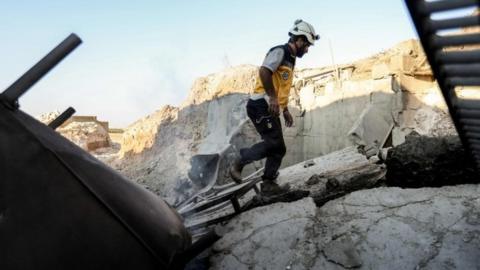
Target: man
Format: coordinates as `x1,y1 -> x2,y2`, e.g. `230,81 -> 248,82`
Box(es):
230,19 -> 319,195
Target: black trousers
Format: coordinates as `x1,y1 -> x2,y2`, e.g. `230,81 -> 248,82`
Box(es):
239,98 -> 286,180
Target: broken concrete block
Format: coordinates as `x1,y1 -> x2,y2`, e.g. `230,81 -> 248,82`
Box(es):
389,54 -> 414,74
380,148 -> 390,161
392,127 -> 408,146
313,185 -> 480,269
365,144 -> 379,158
396,74 -> 435,93
372,63 -> 392,80
323,234 -> 363,268
211,198 -> 318,270
399,109 -> 418,129
348,104 -> 394,150
340,67 -> 354,81
368,155 -> 381,164
404,91 -> 424,110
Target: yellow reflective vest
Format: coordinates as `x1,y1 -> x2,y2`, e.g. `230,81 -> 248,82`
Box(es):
253,44 -> 296,110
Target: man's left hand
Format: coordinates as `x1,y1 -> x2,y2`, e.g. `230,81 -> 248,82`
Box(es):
283,110 -> 293,127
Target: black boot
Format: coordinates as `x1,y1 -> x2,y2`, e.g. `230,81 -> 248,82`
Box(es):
261,181 -> 291,196
260,172 -> 290,196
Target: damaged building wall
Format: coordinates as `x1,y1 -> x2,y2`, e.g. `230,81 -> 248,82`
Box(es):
279,39 -> 456,167
103,39 -> 461,201
280,77 -> 401,168
182,65 -> 257,106
113,94 -> 256,204
38,112 -> 112,152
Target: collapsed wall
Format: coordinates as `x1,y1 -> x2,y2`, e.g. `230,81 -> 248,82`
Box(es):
234,40 -> 455,169
110,39 -> 458,202
115,94 -> 255,204
182,64 -> 257,106
38,112 -> 112,152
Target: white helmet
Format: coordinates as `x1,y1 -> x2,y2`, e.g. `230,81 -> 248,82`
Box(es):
288,19 -> 320,45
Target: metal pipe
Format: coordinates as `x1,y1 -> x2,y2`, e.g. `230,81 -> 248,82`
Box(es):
405,0 -> 480,172
471,145 -> 480,151
466,132 -> 480,139
442,64 -> 480,77
463,125 -> 480,132
1,33 -> 82,109
470,144 -> 480,150
431,33 -> 480,48
429,16 -> 480,31
48,107 -> 76,130
454,99 -> 480,110
468,138 -> 480,144
436,49 -> 480,64
446,77 -> 480,87
461,118 -> 480,126
459,109 -> 480,118
424,0 -> 479,13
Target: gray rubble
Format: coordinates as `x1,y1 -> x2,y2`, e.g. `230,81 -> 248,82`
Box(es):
211,185 -> 480,270
243,146 -> 386,209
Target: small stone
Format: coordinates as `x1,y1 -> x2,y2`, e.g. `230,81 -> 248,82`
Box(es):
303,159 -> 316,168
326,178 -> 340,191
306,174 -> 323,186
369,156 -> 381,164
323,234 -> 362,268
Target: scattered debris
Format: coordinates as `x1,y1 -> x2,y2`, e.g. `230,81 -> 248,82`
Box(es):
386,133 -> 478,188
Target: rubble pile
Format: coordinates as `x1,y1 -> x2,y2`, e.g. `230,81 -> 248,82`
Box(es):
386,133 -> 478,187
95,39 -> 464,203
210,184 -> 480,269
38,38 -> 480,269
38,112 -> 111,152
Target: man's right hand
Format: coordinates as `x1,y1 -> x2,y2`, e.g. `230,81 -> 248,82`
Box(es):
268,97 -> 280,116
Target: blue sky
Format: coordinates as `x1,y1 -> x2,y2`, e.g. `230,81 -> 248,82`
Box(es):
0,1 -> 418,127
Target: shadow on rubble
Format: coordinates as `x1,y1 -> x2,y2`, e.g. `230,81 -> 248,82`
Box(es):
146,83 -> 477,269
116,93 -> 250,197
118,83 -> 479,204
385,132 -> 478,188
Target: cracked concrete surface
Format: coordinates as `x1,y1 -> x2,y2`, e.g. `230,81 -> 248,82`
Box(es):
211,198 -> 319,270
210,185 -> 480,269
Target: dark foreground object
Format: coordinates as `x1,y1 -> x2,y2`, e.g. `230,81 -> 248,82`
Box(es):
405,0 -> 480,170
0,34 -> 194,269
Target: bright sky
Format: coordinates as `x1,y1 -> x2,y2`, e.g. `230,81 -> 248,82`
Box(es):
0,1 -> 417,127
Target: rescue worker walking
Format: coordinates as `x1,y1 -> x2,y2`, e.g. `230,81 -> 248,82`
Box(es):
230,19 -> 319,195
